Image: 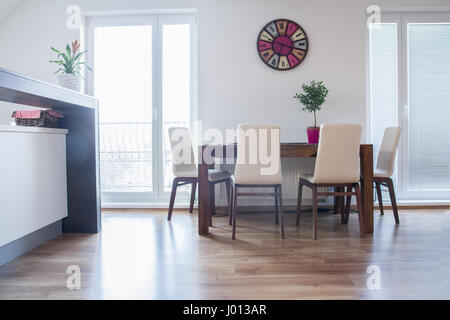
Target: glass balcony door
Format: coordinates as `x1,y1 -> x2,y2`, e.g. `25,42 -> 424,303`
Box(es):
369,12 -> 450,201
403,15 -> 450,199
87,14 -> 196,204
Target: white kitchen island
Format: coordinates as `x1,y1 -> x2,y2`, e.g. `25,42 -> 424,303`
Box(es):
0,125 -> 68,264
0,67 -> 100,266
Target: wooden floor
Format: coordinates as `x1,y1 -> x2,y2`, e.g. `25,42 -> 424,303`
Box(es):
0,208 -> 449,299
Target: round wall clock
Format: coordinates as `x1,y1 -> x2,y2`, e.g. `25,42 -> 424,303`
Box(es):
257,19 -> 309,70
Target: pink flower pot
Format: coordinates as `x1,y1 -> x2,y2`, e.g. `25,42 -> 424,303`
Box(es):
307,127 -> 320,144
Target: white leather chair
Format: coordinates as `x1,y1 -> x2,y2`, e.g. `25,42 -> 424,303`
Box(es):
167,127 -> 232,222
374,127 -> 401,224
296,124 -> 365,240
230,124 -> 284,239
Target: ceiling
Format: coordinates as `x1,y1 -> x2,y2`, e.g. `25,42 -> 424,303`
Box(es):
0,0 -> 23,24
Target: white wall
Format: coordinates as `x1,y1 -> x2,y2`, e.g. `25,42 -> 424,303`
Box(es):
1,0 -> 449,205
1,0 -> 449,139
0,0 -> 23,24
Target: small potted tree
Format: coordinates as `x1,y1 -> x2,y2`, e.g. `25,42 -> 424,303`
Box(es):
293,80 -> 329,144
49,39 -> 91,91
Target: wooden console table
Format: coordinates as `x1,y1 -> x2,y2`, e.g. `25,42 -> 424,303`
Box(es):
197,143 -> 374,235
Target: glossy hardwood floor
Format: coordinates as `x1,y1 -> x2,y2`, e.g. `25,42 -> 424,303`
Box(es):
0,208 -> 449,299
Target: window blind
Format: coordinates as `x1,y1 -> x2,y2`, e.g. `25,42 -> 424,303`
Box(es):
408,23 -> 450,191
369,24 -> 399,187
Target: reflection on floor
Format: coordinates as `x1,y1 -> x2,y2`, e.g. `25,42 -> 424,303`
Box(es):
0,208 -> 449,299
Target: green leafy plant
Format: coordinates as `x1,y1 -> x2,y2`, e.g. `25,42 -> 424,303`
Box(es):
293,80 -> 329,127
49,39 -> 92,76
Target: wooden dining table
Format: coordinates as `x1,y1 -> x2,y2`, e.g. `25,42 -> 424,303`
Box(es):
197,143 -> 374,236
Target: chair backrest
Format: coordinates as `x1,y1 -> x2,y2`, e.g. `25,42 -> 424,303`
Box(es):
168,127 -> 196,176
233,124 -> 282,185
313,124 -> 362,184
376,127 -> 401,177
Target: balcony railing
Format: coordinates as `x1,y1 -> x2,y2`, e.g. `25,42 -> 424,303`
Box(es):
100,121 -> 188,193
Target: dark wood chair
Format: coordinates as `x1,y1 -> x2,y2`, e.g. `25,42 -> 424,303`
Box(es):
297,180 -> 365,240
296,124 -> 366,240
229,183 -> 284,239
167,127 -> 232,223
168,175 -> 231,224
373,127 -> 401,224
229,124 -> 285,240
374,177 -> 399,224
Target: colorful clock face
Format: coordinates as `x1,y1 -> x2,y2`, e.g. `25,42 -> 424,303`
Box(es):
257,19 -> 309,71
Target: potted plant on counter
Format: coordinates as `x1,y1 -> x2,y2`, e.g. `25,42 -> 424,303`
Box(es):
49,39 -> 91,92
293,80 -> 329,144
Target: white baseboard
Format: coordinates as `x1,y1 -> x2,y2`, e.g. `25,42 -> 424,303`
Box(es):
102,199 -> 450,210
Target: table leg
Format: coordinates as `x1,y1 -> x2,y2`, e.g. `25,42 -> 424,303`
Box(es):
198,152 -> 210,235
360,145 -> 374,233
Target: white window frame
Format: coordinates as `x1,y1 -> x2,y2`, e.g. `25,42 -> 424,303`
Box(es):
367,9 -> 450,202
84,10 -> 198,206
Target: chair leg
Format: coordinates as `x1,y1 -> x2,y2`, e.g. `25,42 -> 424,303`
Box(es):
225,179 -> 231,206
232,186 -> 238,240
167,178 -> 179,221
386,178 -> 400,224
334,187 -> 344,215
333,187 -> 339,215
274,186 -> 279,225
209,183 -> 215,227
278,186 -> 285,239
228,183 -> 234,226
375,181 -> 384,216
354,183 -> 365,237
189,182 -> 197,213
296,181 -> 303,226
226,179 -> 232,225
339,187 -> 345,217
343,185 -> 352,224
312,185 -> 318,240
